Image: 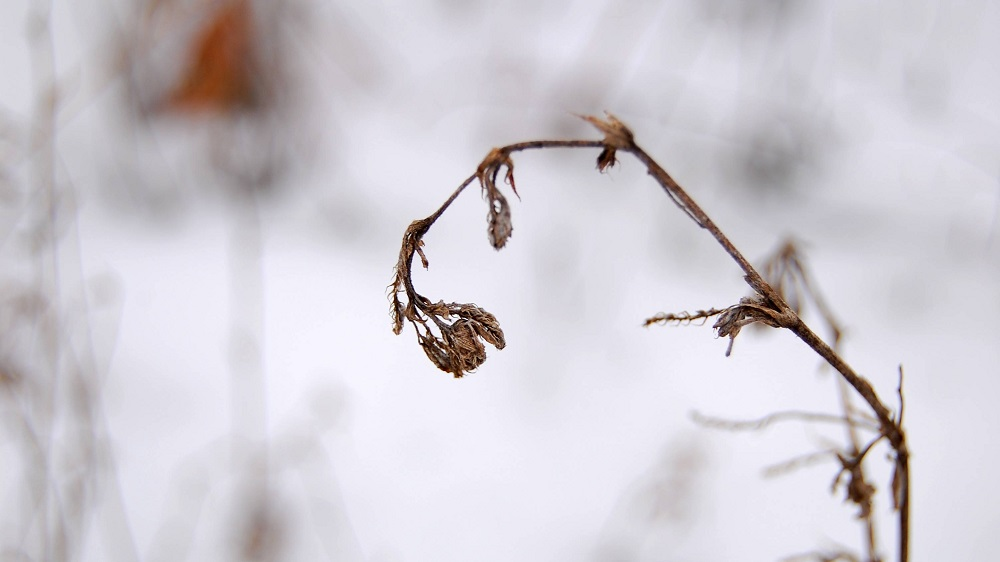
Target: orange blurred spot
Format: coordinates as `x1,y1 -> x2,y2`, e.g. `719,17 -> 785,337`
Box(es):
164,0 -> 259,114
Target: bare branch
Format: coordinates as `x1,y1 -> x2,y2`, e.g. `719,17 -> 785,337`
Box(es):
692,410 -> 880,433
764,449 -> 840,478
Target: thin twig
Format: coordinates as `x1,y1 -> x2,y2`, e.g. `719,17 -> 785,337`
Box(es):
692,410 -> 880,433
764,449 -> 839,478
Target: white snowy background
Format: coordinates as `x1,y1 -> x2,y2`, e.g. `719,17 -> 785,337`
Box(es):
1,1 -> 998,561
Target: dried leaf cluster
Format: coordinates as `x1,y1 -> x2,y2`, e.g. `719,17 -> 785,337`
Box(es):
389,117 -> 622,377
389,176 -> 511,378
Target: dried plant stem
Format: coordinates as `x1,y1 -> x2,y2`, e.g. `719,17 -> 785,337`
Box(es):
390,114 -> 909,561
630,140 -> 907,562
630,146 -> 768,291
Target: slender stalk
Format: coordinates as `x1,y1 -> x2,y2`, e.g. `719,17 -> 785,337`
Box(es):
392,116 -> 910,561
626,141 -> 907,562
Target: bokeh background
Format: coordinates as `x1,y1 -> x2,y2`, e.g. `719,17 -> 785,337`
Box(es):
1,0 -> 998,560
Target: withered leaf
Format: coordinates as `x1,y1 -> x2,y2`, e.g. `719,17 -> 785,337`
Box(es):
596,146 -> 618,172
487,193 -> 513,249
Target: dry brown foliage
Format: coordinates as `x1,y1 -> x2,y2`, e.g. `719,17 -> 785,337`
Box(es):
390,217 -> 506,378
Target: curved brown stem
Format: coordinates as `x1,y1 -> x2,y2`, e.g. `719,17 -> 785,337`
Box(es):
624,140 -> 908,562
390,115 -> 909,560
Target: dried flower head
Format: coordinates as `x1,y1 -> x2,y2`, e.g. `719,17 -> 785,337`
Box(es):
476,148 -> 517,249
712,296 -> 783,356
390,215 -> 506,378
416,304 -> 505,376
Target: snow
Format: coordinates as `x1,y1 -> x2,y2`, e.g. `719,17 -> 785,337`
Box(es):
0,1 -> 997,561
